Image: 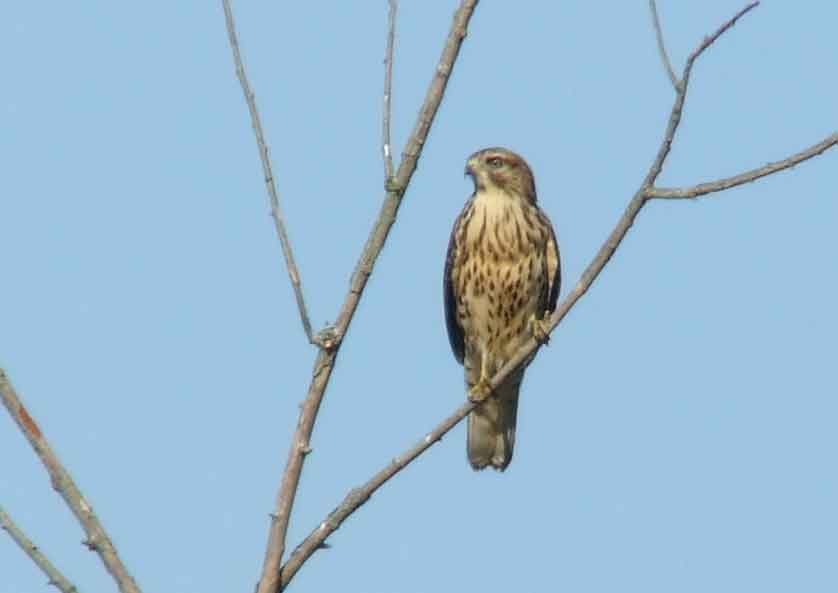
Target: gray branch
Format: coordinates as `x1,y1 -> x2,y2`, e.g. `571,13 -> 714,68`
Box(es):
649,0 -> 680,90
382,0 -> 398,183
0,505 -> 80,593
0,369 -> 142,593
647,133 -> 838,199
222,0 -> 317,346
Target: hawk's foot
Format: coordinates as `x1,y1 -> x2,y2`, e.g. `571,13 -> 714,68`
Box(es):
529,314 -> 551,346
468,378 -> 492,403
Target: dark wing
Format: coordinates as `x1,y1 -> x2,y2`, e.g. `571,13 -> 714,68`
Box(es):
540,209 -> 561,314
444,205 -> 467,365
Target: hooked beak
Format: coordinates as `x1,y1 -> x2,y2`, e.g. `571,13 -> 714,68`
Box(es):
464,162 -> 475,178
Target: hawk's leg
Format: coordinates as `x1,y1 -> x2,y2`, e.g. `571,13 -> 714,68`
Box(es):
529,313 -> 551,346
468,350 -> 493,403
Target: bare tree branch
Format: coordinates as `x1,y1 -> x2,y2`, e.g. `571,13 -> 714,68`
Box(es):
253,2 -> 480,592
222,0 -> 317,346
0,369 -> 142,593
281,0 -> 837,575
0,504 -> 80,593
280,399 -> 474,587
382,0 -> 398,183
649,0 -> 679,90
647,133 -> 838,199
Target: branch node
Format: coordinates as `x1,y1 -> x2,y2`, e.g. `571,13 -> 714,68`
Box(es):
312,324 -> 339,351
385,177 -> 404,195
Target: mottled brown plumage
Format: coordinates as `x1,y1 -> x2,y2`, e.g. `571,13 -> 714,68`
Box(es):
444,147 -> 560,470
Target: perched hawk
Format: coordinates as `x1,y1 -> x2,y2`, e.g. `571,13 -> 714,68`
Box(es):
444,147 -> 560,471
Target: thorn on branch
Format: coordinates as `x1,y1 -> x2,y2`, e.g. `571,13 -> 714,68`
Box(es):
82,538 -> 99,551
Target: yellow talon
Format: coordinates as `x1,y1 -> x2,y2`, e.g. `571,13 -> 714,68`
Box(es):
530,314 -> 551,345
468,378 -> 492,403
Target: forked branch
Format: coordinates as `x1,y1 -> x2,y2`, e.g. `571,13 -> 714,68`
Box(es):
0,369 -> 142,593
282,1 -> 836,576
647,133 -> 838,199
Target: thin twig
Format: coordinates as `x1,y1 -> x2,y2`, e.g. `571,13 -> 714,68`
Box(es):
222,0 -> 316,346
382,0 -> 398,183
647,133 -> 838,199
254,2 -> 480,592
649,0 -> 680,90
0,505 -> 80,593
281,0 -> 836,573
0,369 -> 142,593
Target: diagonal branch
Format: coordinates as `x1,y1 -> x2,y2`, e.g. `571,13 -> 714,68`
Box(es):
280,399 -> 474,586
1,504 -> 80,593
647,133 -> 838,199
649,0 -> 679,90
382,0 -> 398,183
0,369 -> 142,593
282,0 -> 837,574
254,2 -> 480,592
222,0 -> 316,346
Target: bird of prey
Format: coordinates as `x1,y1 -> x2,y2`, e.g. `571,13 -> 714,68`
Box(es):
444,147 -> 560,471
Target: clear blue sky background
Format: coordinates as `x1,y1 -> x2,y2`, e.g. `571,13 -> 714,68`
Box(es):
2,2 -> 837,592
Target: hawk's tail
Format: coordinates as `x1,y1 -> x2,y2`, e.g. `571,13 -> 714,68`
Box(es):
467,374 -> 521,471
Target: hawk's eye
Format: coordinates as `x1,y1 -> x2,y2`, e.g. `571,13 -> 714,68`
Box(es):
486,157 -> 503,169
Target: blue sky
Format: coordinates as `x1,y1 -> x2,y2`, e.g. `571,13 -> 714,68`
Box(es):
2,2 -> 837,592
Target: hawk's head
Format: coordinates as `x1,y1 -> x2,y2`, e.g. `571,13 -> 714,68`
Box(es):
465,147 -> 537,203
